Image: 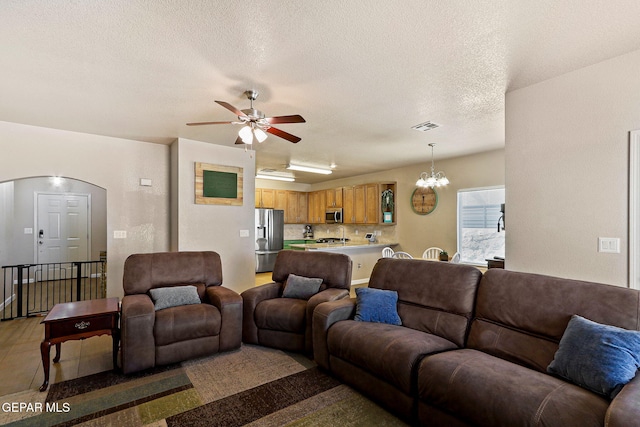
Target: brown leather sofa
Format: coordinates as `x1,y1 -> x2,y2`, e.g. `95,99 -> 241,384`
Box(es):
242,250 -> 352,354
313,258 -> 482,420
417,269 -> 640,427
314,260 -> 640,426
120,251 -> 242,374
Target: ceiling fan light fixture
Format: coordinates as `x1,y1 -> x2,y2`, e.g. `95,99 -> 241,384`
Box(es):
254,127 -> 268,143
286,164 -> 333,175
239,125 -> 253,144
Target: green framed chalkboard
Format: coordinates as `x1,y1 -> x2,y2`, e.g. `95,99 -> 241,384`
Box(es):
195,162 -> 243,206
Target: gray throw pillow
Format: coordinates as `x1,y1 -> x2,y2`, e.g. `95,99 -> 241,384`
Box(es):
149,285 -> 201,311
282,274 -> 323,300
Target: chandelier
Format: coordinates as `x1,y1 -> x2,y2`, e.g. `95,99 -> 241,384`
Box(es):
416,143 -> 449,188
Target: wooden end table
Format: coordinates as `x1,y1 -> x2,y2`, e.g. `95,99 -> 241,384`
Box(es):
40,297 -> 120,392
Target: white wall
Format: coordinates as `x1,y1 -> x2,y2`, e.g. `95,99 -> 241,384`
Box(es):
172,138 -> 256,294
0,121 -> 170,298
506,48 -> 640,286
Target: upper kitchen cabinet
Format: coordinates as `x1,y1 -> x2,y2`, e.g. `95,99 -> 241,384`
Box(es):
274,189 -> 287,211
343,183 -> 378,224
286,191 -> 308,224
341,182 -> 396,225
326,188 -> 343,208
308,190 -> 326,224
255,188 -> 275,208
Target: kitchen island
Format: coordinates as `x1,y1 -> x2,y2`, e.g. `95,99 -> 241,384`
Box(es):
289,241 -> 398,284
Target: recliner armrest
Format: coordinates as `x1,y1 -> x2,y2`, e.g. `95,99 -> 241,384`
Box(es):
121,294 -> 156,374
240,282 -> 282,344
304,288 -> 350,354
312,298 -> 356,370
606,374 -> 640,426
206,286 -> 243,351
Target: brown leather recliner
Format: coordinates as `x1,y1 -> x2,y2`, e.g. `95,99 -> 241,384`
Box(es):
120,251 -> 242,374
242,250 -> 352,354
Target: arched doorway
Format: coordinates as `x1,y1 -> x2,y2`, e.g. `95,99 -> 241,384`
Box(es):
0,176 -> 107,318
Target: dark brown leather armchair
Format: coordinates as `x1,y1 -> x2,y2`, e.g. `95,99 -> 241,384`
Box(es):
242,250 -> 352,354
120,251 -> 242,374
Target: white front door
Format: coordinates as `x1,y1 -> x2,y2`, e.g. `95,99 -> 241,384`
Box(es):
36,193 -> 90,264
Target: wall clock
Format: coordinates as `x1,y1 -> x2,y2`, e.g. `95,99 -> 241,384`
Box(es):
411,187 -> 438,215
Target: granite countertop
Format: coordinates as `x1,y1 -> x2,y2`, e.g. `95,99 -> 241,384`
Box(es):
289,242 -> 398,251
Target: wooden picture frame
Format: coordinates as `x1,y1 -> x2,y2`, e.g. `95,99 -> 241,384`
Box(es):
195,162 -> 243,206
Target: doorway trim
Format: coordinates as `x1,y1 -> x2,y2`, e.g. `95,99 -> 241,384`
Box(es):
630,130 -> 640,289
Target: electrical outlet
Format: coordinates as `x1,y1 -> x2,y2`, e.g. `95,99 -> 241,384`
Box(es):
375,230 -> 382,236
357,263 -> 362,269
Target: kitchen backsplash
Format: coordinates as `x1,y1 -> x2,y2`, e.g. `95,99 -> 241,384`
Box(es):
284,224 -> 397,244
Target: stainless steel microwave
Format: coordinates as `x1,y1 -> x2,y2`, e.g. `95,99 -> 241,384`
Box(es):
325,208 -> 343,224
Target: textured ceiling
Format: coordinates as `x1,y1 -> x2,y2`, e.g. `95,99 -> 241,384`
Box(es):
1,1 -> 640,183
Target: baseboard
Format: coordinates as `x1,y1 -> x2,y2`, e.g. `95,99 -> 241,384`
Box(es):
0,293 -> 15,311
351,278 -> 369,286
12,278 -> 34,285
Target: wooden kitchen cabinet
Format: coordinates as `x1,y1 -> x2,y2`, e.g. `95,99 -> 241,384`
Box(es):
326,188 -> 343,208
342,186 -> 355,223
308,190 -> 326,224
343,183 -> 379,224
285,191 -> 308,224
255,188 -> 275,208
274,190 -> 287,211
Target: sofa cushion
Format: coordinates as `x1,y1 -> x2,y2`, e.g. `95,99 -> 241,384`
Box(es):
354,287 -> 402,325
282,274 -> 323,300
547,315 -> 640,399
255,298 -> 307,333
149,285 -> 201,311
154,303 -> 221,346
328,320 -> 458,395
418,348 -> 609,427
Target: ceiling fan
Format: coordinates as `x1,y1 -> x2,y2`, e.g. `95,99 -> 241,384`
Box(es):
186,90 -> 306,145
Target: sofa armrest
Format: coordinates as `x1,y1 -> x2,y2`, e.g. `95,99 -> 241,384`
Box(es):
304,288 -> 350,353
606,374 -> 640,426
312,298 -> 356,370
206,286 -> 243,351
121,294 -> 156,374
240,282 -> 282,344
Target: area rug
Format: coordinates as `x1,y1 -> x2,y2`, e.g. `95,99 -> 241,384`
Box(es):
0,345 -> 407,426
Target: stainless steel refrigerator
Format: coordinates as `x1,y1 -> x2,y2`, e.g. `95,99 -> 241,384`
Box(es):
255,209 -> 284,273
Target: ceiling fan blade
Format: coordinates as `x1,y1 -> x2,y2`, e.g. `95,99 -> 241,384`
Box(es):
267,127 -> 301,143
215,100 -> 247,118
186,121 -> 235,126
265,115 -> 306,124
234,136 -> 247,145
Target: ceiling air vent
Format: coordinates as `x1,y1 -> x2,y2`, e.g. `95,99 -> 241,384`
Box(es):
260,168 -> 277,173
411,121 -> 440,132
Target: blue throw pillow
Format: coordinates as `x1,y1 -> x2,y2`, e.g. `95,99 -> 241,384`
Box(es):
354,287 -> 402,326
547,315 -> 640,399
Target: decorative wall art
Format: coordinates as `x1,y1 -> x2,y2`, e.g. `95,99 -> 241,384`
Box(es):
195,162 -> 243,206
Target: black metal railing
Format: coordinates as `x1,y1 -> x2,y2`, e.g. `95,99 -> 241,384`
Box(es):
1,260 -> 106,320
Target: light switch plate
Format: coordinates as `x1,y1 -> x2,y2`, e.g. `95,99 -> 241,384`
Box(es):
24,228 -> 33,234
140,178 -> 152,187
239,229 -> 250,237
114,230 -> 127,239
598,237 -> 620,253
